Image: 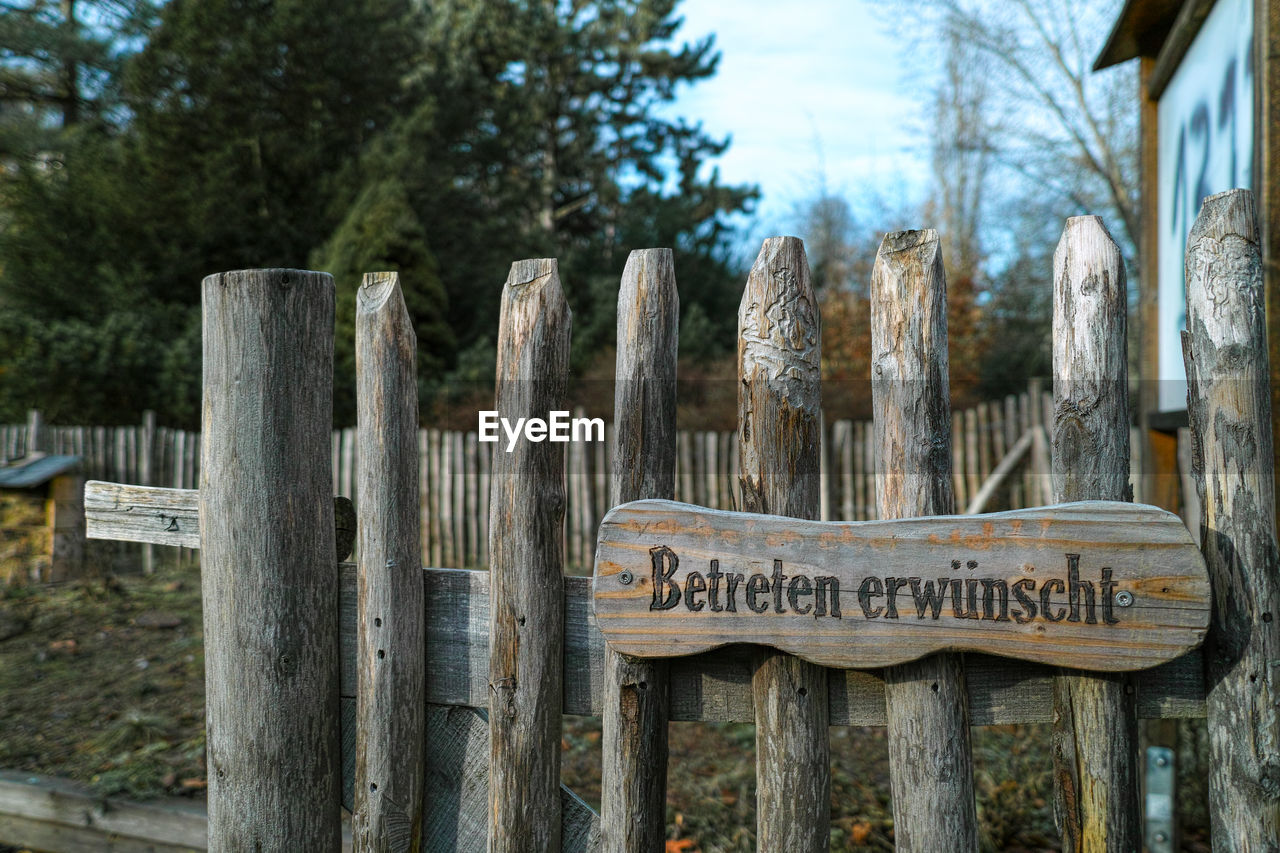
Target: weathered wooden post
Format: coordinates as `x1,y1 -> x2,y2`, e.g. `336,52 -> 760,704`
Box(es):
738,237 -> 829,852
1049,216 -> 1140,852
488,259 -> 571,852
140,410 -> 156,574
870,230 -> 978,849
600,249 -> 678,852
1182,189 -> 1280,849
200,268 -> 341,850
25,409 -> 43,456
354,272 -> 426,852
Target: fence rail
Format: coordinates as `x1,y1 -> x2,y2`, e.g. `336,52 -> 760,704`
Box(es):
4,387 -> 1148,571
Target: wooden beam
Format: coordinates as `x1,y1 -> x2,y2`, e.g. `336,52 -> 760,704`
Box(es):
83,483 -> 1211,723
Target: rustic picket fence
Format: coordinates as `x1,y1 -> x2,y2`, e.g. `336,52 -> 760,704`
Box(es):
75,189 -> 1275,852
7,383 -> 1146,572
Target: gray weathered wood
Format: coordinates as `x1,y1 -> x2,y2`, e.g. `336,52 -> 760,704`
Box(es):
488,258 -> 572,853
354,272 -> 426,852
964,428 -> 1034,515
593,499 -> 1208,670
870,229 -> 979,850
0,769 -> 352,853
1050,215 -> 1141,853
71,485 -> 1220,725
1181,189 -> 1280,851
425,705 -> 599,853
600,248 -> 677,853
85,481 -> 355,561
200,268 -> 341,851
738,236 -> 829,853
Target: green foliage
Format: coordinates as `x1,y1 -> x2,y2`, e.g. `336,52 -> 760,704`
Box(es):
0,0 -> 754,425
0,0 -> 158,161
312,179 -> 454,426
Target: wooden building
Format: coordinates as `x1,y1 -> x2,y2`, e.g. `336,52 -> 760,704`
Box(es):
0,453 -> 84,583
1094,0 -> 1279,512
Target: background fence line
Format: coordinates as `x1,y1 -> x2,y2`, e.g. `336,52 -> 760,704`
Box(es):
3,388 -> 1150,571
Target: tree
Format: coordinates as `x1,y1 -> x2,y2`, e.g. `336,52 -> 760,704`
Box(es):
323,0 -> 756,400
891,0 -> 1138,260
0,0 -> 157,163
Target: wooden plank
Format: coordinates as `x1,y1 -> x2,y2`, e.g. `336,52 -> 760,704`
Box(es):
0,770 -> 350,853
488,258 -> 571,852
594,499 -> 1208,670
0,769 -> 208,852
86,482 -> 200,548
83,483 -> 1213,724
600,247 -> 677,853
1183,189 -> 1280,849
1049,215 -> 1141,853
200,268 -> 341,850
737,236 -> 828,853
353,272 -> 425,851
425,705 -> 599,853
344,564 -> 1209,724
870,229 -> 978,849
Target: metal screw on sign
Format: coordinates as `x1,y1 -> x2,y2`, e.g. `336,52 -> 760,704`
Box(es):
1115,590 -> 1134,607
618,571 -> 634,585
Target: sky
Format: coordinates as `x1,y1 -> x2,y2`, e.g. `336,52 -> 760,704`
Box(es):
661,0 -> 934,235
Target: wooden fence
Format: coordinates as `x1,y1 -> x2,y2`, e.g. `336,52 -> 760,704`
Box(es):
8,382 -> 1122,572
69,189 -> 1275,852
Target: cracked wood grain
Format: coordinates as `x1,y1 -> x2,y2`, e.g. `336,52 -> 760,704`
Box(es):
600,249 -> 677,853
738,237 -> 829,853
200,268 -> 342,851
1182,189 -> 1280,851
1050,216 -> 1140,853
488,259 -> 572,853
870,229 -> 979,851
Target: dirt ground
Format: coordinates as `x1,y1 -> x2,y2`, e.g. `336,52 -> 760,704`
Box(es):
0,563 -> 1210,852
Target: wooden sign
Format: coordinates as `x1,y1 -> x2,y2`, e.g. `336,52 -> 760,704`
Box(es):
593,500 -> 1210,672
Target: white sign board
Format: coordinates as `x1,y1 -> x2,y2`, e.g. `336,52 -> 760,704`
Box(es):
1157,0 -> 1254,412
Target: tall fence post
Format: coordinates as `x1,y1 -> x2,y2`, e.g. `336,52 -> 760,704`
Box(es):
1183,189 -> 1280,849
488,259 -> 571,852
26,409 -> 43,456
870,230 -> 979,850
354,272 -> 426,851
199,268 -> 341,850
140,410 -> 156,574
600,249 -> 678,852
1049,216 -> 1140,851
737,236 -> 829,852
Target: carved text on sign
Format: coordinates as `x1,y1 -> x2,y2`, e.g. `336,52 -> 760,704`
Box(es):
593,500 -> 1211,672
